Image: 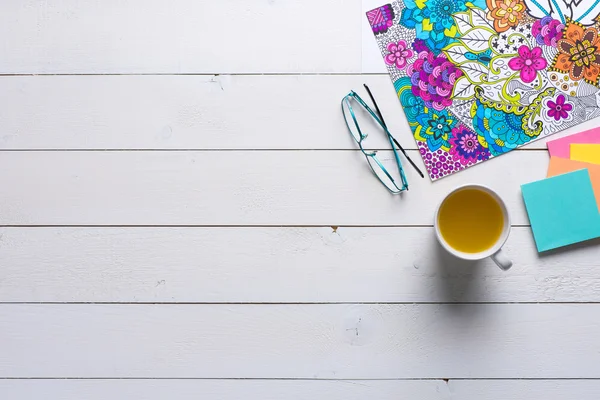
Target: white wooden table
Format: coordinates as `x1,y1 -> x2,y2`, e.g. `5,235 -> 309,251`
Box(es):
2,1 -> 600,399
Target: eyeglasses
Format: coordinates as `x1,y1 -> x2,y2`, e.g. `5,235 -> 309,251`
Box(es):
341,84 -> 424,193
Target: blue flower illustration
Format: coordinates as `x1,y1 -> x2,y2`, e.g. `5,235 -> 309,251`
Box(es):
415,108 -> 456,151
395,77 -> 425,127
400,0 -> 486,53
472,99 -> 531,156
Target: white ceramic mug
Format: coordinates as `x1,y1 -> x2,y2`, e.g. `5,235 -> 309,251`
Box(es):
434,184 -> 513,271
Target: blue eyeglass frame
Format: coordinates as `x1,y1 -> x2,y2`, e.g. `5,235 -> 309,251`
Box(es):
341,90 -> 408,193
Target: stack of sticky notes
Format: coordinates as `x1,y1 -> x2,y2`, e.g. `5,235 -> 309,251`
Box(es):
521,128 -> 600,252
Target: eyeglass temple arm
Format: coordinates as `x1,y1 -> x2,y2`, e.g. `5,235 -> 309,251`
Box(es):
363,84 -> 425,179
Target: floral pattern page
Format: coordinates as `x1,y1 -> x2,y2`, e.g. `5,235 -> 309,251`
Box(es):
367,1 -> 600,180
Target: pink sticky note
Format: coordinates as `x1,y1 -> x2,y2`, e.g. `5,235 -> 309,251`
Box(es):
547,127 -> 600,158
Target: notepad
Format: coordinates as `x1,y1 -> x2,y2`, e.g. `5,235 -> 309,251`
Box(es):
571,144 -> 600,165
522,169 -> 600,252
547,157 -> 600,211
547,128 -> 600,159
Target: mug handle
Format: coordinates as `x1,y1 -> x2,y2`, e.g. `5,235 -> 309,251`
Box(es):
491,248 -> 512,271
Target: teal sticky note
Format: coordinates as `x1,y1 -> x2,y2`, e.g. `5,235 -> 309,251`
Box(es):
521,169 -> 600,252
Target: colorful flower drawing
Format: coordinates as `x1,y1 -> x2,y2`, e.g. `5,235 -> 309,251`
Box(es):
486,0 -> 525,32
406,49 -> 462,110
400,0 -> 486,53
415,108 -> 456,151
367,4 -> 396,35
412,39 -> 430,53
531,16 -> 564,47
546,94 -> 573,121
385,40 -> 414,69
449,125 -> 491,165
367,0 -> 600,180
472,101 -> 530,156
419,142 -> 464,179
552,22 -> 600,85
508,46 -> 548,83
395,77 -> 425,126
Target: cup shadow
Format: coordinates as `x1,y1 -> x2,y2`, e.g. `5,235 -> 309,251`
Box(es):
429,230 -> 485,304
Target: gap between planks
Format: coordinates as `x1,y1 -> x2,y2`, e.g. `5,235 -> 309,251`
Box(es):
2,377 -> 600,381
0,73 -> 414,77
1,302 -> 600,305
0,224 -> 533,228
0,149 -> 546,152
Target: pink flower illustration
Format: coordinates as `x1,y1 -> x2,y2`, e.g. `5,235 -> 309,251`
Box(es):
508,45 -> 547,83
449,125 -> 490,165
384,40 -> 414,70
531,16 -> 564,47
547,94 -> 573,121
407,49 -> 462,110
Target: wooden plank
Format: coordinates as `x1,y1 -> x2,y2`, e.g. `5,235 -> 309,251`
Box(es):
0,75 -> 592,150
0,380 -> 449,400
1,304 -> 599,378
0,150 -> 545,225
1,227 -> 598,303
2,379 -> 600,400
449,380 -> 600,399
0,75 -> 403,150
0,1 -> 361,74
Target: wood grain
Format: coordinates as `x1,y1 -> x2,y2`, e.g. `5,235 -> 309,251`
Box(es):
1,304 -> 599,378
0,150 -> 547,225
1,227 -> 598,303
2,379 -> 600,400
0,75 -> 594,150
0,0 -> 361,74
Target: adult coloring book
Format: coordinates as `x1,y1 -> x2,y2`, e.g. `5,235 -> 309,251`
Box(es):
367,0 -> 600,180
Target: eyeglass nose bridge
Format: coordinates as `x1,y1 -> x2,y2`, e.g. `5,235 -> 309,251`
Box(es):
359,142 -> 376,156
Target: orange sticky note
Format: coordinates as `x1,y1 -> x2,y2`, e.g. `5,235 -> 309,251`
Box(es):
548,157 -> 600,210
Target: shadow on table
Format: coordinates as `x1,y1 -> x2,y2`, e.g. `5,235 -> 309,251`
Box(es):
537,235 -> 600,257
429,231 -> 484,305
